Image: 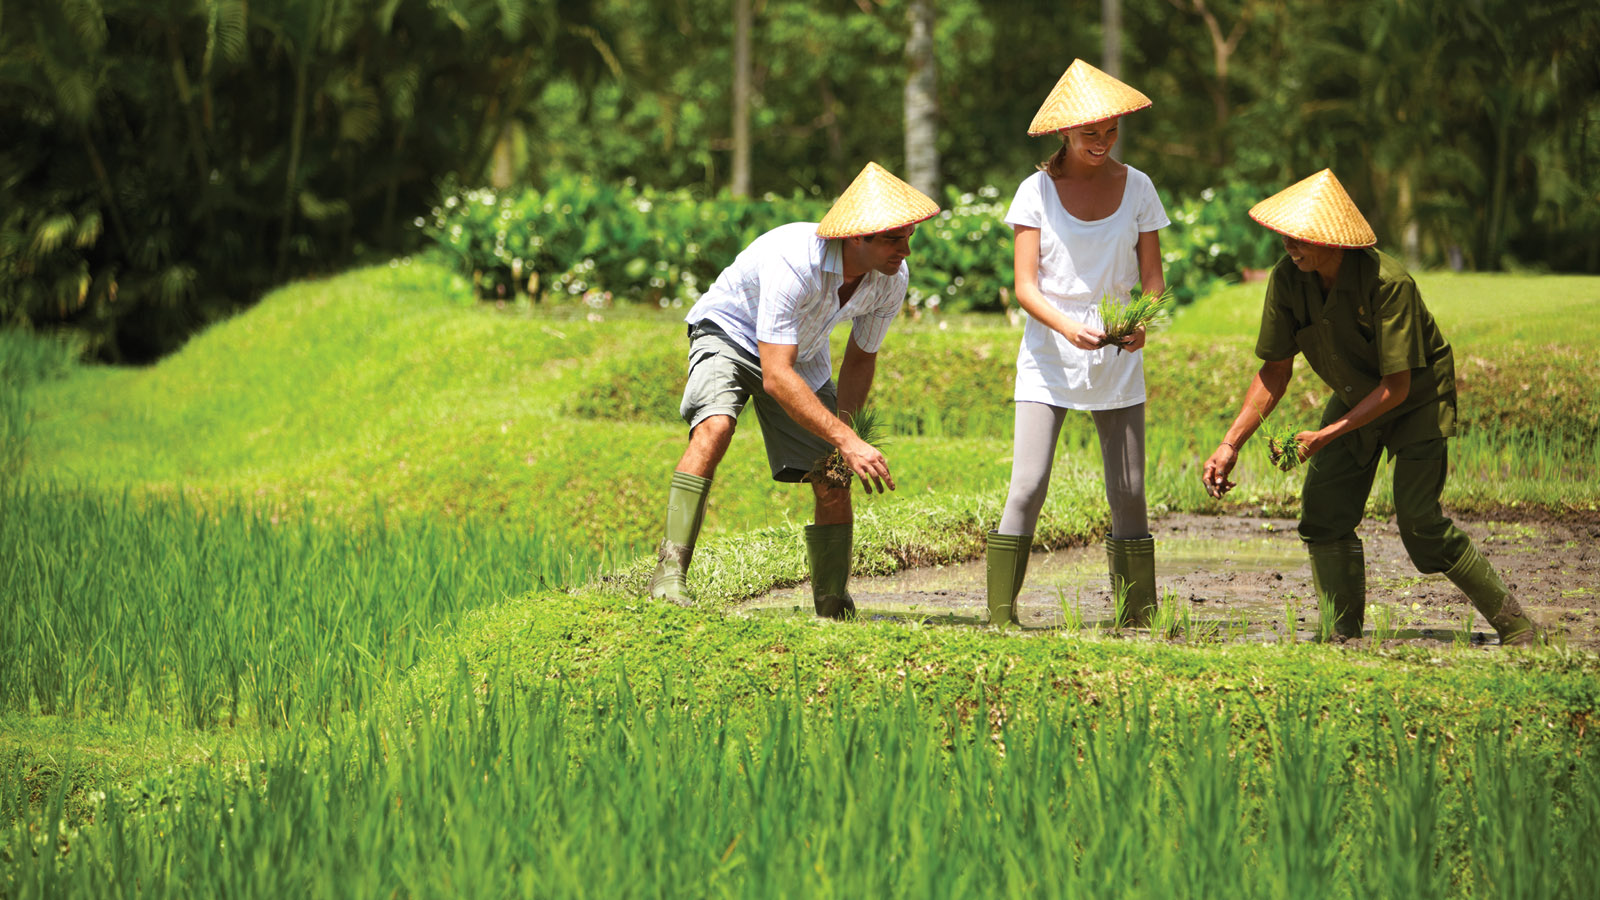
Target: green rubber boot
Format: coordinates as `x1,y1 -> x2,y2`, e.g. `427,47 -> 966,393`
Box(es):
1308,539 -> 1366,641
805,522 -> 857,620
1443,543 -> 1536,646
985,532 -> 1031,627
647,471 -> 712,605
1107,535 -> 1156,628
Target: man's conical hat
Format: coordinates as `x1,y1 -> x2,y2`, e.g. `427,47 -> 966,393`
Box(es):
1027,58 -> 1152,136
1248,169 -> 1377,248
817,162 -> 941,239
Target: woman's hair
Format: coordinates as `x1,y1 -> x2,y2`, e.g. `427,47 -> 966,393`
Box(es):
1038,139 -> 1071,178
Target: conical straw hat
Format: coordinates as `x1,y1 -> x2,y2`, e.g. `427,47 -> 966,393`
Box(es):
1027,58 -> 1152,136
817,162 -> 941,239
1248,169 -> 1377,248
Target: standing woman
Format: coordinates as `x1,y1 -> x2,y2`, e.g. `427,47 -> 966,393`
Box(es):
987,59 -> 1171,627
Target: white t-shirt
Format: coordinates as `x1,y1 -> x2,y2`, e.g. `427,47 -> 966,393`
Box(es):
1003,166 -> 1170,409
685,222 -> 907,390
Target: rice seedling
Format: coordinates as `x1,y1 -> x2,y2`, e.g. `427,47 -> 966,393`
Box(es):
1281,597 -> 1299,644
1110,575 -> 1133,632
1315,590 -> 1339,643
810,406 -> 889,490
1370,603 -> 1398,644
1096,287 -> 1171,349
1053,586 -> 1086,633
1259,414 -> 1307,472
1150,588 -> 1188,640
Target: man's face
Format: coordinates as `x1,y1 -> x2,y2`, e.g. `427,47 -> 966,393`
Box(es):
857,226 -> 915,275
1281,235 -> 1340,273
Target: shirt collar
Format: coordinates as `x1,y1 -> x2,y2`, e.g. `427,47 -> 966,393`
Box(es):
820,235 -> 844,277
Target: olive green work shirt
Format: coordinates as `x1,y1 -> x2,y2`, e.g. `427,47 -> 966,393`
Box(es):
1255,248 -> 1456,455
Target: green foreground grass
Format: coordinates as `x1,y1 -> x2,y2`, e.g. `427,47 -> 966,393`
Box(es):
3,260 -> 1598,896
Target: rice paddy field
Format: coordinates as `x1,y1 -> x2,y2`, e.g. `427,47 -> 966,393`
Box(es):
3,260 -> 1598,897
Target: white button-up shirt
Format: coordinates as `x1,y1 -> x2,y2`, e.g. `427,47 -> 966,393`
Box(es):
685,222 -> 907,390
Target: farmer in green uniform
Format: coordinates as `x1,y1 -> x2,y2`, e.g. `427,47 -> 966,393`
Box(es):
647,162 -> 939,617
1200,169 -> 1537,645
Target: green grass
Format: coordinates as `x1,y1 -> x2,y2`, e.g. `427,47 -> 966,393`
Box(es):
2,259 -> 1598,896
5,661 -> 1597,899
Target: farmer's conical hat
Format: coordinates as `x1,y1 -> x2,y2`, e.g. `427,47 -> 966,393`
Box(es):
1248,169 -> 1377,248
817,162 -> 941,239
1027,58 -> 1152,136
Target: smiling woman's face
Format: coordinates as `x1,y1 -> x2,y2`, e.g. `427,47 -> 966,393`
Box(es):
1063,119 -> 1119,166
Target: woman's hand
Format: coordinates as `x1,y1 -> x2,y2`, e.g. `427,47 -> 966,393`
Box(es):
1117,324 -> 1148,352
1061,319 -> 1108,350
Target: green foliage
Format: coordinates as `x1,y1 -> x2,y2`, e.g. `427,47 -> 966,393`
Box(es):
1159,183 -> 1286,305
0,482 -> 610,729
4,662 -> 1598,897
423,176 -> 1284,316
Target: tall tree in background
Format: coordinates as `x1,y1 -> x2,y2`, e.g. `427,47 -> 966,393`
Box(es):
903,0 -> 938,197
731,0 -> 752,197
1102,0 -> 1122,159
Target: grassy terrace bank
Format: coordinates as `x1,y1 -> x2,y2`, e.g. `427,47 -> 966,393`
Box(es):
3,261 -> 1598,897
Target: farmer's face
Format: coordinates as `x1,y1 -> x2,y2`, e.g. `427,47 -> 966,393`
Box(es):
1281,235 -> 1341,275
1064,119 -> 1119,166
858,226 -> 915,275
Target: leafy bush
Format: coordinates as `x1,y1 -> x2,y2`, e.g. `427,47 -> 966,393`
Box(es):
1160,183 -> 1286,305
426,176 -> 1285,317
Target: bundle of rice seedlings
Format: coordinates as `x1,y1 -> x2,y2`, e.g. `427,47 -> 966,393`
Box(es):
811,406 -> 890,489
1097,287 -> 1172,349
1259,414 -> 1306,472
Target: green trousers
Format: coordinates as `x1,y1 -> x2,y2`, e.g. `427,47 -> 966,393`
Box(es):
1300,436 -> 1468,573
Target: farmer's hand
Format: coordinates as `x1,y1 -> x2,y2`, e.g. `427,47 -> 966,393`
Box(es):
1202,442 -> 1239,499
840,435 -> 895,494
1294,429 -> 1324,460
1062,320 -> 1108,351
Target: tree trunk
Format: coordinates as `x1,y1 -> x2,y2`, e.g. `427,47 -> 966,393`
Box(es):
276,59 -> 309,280
731,0 -> 752,198
903,0 -> 939,198
1102,0 -> 1123,159
490,126 -> 516,190
1396,167 -> 1420,267
79,127 -> 131,254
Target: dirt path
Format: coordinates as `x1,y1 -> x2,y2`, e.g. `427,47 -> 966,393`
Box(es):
743,512 -> 1600,648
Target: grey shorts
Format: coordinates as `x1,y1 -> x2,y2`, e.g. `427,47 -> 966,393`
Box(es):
679,321 -> 837,483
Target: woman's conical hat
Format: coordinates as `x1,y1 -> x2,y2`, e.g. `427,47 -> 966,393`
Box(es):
1248,169 -> 1377,248
816,162 -> 941,239
1027,58 -> 1152,136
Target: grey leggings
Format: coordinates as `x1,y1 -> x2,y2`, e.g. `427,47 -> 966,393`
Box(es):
998,401 -> 1148,539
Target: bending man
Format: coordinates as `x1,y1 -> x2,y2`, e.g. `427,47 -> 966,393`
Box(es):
1201,169 -> 1536,645
648,162 -> 939,618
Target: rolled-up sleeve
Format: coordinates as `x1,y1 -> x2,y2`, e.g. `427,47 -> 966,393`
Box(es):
1254,263 -> 1301,362
1375,276 -> 1428,376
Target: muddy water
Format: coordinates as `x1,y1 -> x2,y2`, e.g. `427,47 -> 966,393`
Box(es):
738,514 -> 1600,647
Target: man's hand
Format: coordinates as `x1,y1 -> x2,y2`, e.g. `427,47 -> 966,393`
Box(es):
838,432 -> 894,494
1294,429 -> 1324,460
1202,443 -> 1239,499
